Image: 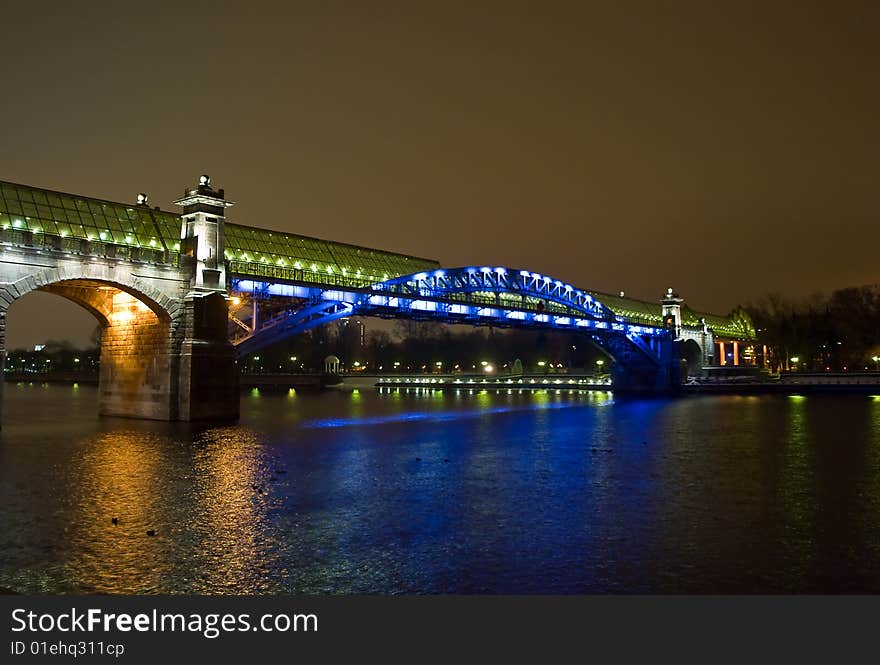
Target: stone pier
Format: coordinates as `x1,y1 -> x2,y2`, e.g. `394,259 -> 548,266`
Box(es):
0,176 -> 240,427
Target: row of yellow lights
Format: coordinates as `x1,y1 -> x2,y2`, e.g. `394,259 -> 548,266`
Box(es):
1,217 -> 181,250
228,251 -> 389,280
0,220 -> 389,280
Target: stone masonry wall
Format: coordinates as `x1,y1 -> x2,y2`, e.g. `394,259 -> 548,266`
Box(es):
98,291 -> 173,420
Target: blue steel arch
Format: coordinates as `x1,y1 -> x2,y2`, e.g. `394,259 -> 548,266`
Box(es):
373,267 -> 620,322
231,266 -> 670,372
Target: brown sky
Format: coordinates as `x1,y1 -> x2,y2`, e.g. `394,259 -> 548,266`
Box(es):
3,1 -> 878,349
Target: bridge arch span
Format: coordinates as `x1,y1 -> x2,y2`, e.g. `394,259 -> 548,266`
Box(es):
367,267 -> 679,391
0,266 -> 182,422
1,264 -> 179,323
232,265 -> 679,392
678,338 -> 703,377
374,266 -> 620,322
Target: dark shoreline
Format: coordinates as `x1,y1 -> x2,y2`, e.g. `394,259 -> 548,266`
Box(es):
683,383 -> 880,395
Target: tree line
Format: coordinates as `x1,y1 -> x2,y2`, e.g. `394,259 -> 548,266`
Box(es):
746,285 -> 880,372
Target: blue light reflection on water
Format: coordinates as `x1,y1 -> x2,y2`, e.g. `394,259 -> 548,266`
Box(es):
302,394 -> 614,429
2,384 -> 880,594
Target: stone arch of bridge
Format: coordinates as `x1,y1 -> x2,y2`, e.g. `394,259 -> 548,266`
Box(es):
0,266 -> 181,423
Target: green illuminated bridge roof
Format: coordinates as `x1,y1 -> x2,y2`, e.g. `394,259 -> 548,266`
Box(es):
0,179 -> 754,340
223,223 -> 439,288
585,290 -> 755,340
0,180 -> 183,251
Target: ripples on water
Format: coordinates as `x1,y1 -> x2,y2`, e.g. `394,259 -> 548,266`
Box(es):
1,383 -> 880,594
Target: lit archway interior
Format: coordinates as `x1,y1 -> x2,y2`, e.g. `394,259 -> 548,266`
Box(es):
5,279 -> 173,420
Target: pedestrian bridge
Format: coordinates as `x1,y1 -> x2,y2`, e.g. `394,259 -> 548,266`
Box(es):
0,176 -> 755,423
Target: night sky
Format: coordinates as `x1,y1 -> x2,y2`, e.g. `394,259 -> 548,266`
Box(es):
3,2 -> 877,348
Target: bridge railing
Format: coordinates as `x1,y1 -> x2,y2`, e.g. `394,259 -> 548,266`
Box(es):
370,286 -> 582,317
0,228 -> 180,266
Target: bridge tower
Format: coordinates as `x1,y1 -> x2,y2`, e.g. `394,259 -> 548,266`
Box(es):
175,175 -> 230,292
661,287 -> 683,338
172,175 -> 239,421
661,287 -> 714,371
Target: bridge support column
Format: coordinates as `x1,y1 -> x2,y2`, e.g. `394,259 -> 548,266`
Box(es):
606,334 -> 680,395
174,292 -> 239,421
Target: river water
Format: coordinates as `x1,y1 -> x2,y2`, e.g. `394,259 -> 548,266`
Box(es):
1,382 -> 879,594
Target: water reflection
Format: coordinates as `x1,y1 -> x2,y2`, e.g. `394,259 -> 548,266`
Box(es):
184,427 -> 272,593
1,383 -> 880,593
72,430 -> 164,593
